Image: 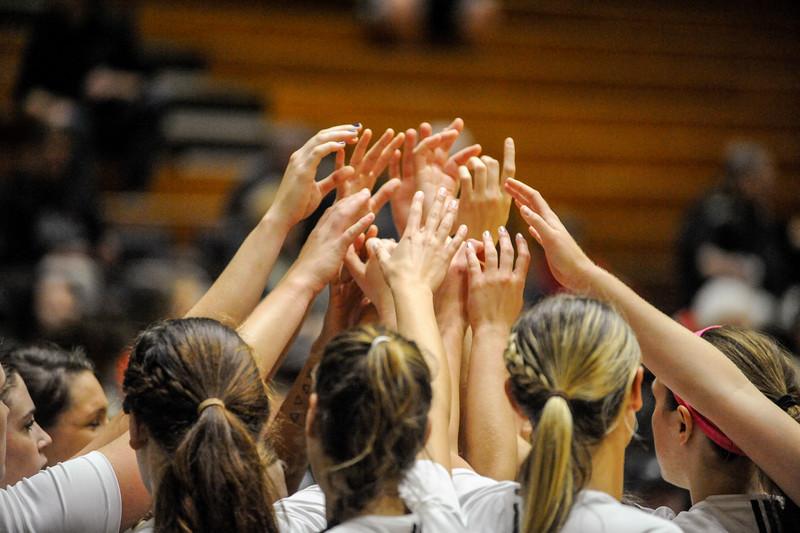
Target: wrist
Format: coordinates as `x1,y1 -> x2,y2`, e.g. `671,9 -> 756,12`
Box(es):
283,266 -> 324,300
391,283 -> 433,302
472,321 -> 513,337
261,207 -> 294,235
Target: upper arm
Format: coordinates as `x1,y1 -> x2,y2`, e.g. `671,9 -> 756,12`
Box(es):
99,433 -> 151,532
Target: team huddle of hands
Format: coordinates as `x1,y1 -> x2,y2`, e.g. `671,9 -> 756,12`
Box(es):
262,118 -> 591,335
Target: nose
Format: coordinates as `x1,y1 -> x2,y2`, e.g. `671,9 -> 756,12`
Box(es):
35,422 -> 53,449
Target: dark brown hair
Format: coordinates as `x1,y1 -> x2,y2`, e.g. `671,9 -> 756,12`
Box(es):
314,325 -> 432,526
123,318 -> 278,533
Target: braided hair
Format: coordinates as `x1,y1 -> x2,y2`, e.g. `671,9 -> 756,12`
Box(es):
313,325 -> 432,527
123,318 -> 279,533
504,295 -> 641,533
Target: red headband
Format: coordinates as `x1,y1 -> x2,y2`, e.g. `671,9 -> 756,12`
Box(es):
672,325 -> 745,456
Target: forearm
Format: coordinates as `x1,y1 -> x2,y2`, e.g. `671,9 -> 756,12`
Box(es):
186,210 -> 291,325
239,270 -> 319,380
268,344 -> 323,494
463,324 -> 518,480
393,285 -> 451,468
439,318 -> 467,456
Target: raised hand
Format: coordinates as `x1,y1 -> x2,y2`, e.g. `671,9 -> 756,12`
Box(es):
390,119 -> 481,233
456,138 -> 515,241
270,124 -> 361,227
335,128 -> 405,213
504,178 -> 595,293
465,226 -> 530,331
288,189 -> 376,294
344,235 -> 398,326
373,187 -> 468,293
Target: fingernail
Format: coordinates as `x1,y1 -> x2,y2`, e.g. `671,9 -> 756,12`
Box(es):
438,187 -> 447,197
360,188 -> 370,196
414,190 -> 424,200
466,241 -> 473,249
483,230 -> 491,239
459,224 -> 468,235
338,141 -> 346,145
521,205 -> 532,216
516,233 -> 523,240
353,122 -> 361,127
498,226 -> 507,235
449,199 -> 458,210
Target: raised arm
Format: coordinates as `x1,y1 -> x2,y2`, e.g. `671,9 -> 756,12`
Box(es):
185,124 -> 361,325
462,227 -> 529,480
372,189 -> 467,469
238,190 -> 375,380
505,176 -> 800,505
268,267 -> 365,494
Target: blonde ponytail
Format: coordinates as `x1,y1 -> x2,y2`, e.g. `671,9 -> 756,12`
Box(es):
506,295 -> 641,533
522,396 -> 575,533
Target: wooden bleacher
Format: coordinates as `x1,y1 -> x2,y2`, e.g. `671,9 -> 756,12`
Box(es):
131,0 -> 800,308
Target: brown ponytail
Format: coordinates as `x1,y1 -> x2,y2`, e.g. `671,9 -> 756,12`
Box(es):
505,295 -> 641,533
123,318 -> 279,533
313,325 -> 432,526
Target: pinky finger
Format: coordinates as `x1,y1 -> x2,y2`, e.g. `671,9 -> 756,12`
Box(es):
465,238 -> 483,280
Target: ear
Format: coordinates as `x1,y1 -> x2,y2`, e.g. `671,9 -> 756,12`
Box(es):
504,378 -> 528,421
305,393 -> 319,438
676,405 -> 694,445
628,366 -> 645,413
128,413 -> 148,450
423,418 -> 432,446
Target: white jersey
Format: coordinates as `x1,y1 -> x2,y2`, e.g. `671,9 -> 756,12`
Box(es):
648,493 -> 786,533
453,468 -> 680,533
0,451 -> 121,533
276,460 -> 468,532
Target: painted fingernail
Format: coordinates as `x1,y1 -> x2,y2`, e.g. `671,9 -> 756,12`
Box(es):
414,190 -> 424,200
449,199 -> 458,210
338,141 -> 346,145
438,187 -> 447,197
498,226 -> 507,235
466,241 -> 473,249
353,122 -> 361,127
483,230 -> 491,239
516,233 -> 523,240
360,188 -> 370,196
459,224 -> 468,235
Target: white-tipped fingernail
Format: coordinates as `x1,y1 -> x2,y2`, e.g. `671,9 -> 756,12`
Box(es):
459,224 -> 468,234
483,230 -> 491,239
516,233 -> 523,240
498,226 -> 507,235
438,187 -> 447,197
449,199 -> 458,209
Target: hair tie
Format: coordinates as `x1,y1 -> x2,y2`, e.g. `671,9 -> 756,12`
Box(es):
694,325 -> 723,337
547,390 -> 569,402
776,394 -> 798,411
370,335 -> 391,351
197,398 -> 225,415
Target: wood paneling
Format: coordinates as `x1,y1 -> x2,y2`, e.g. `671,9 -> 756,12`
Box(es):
135,0 -> 800,308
